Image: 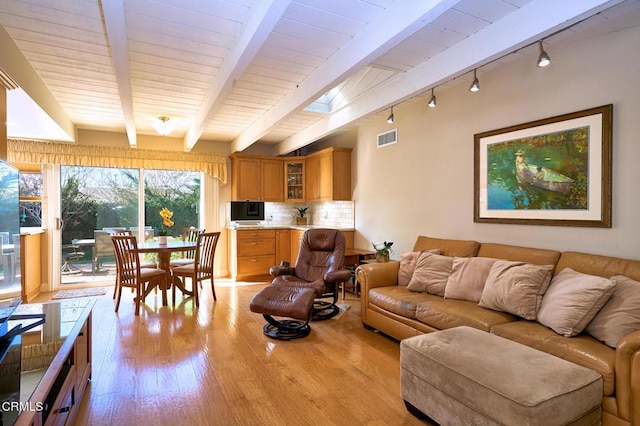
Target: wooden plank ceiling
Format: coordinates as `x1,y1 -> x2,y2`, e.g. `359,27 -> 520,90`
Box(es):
0,0 -> 635,154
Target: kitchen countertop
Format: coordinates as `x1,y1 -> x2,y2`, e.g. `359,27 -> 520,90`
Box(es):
225,224 -> 355,232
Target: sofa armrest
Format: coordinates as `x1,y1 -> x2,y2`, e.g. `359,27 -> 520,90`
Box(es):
270,265 -> 294,277
325,269 -> 352,284
356,262 -> 400,325
615,330 -> 640,423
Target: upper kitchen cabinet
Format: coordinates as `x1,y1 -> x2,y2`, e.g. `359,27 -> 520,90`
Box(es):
284,158 -> 305,202
231,155 -> 284,201
305,147 -> 352,201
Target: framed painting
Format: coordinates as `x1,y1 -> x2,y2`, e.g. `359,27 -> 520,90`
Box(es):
474,104 -> 612,227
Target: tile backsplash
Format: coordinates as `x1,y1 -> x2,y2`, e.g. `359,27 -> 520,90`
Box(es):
265,201 -> 354,228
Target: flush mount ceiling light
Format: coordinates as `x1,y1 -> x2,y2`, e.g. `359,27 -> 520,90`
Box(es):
537,41 -> 551,67
428,88 -> 436,108
469,69 -> 480,92
386,106 -> 394,124
152,116 -> 175,136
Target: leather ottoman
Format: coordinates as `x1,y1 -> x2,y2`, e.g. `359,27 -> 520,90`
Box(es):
250,284 -> 316,340
400,326 -> 602,425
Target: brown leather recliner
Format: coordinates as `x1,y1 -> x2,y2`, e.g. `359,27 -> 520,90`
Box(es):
270,228 -> 352,320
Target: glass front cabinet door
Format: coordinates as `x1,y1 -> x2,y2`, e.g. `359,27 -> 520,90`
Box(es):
285,159 -> 305,202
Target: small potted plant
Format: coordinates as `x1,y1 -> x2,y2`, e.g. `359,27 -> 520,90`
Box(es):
294,206 -> 310,225
372,240 -> 393,263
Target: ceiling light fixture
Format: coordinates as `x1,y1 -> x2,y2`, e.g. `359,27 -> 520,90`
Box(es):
469,69 -> 480,92
152,116 -> 175,136
428,88 -> 436,108
537,41 -> 551,67
386,106 -> 394,124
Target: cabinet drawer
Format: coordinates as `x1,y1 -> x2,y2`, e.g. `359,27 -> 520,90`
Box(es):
238,255 -> 274,276
237,229 -> 275,241
237,239 -> 275,256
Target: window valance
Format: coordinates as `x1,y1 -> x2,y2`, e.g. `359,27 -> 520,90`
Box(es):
8,139 -> 227,184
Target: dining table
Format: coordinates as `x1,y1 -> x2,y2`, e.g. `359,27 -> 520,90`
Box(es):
137,240 -> 197,305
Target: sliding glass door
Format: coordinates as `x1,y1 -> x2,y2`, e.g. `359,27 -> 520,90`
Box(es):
58,166 -> 202,286
60,166 -> 140,285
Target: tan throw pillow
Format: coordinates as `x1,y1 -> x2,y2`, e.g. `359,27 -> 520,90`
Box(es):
444,257 -> 497,302
478,260 -> 554,320
537,268 -> 616,337
586,275 -> 640,347
397,249 -> 440,286
407,252 -> 453,296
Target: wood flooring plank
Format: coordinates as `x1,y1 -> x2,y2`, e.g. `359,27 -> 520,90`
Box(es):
30,280 -> 429,425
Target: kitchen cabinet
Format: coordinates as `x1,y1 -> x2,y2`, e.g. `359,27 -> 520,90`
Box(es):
284,159 -> 305,202
229,229 -> 276,281
275,229 -> 291,265
21,231 -> 42,302
231,155 -> 283,201
305,147 -> 352,201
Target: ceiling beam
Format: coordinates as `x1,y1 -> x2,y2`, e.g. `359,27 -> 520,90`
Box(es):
230,0 -> 461,153
184,0 -> 291,152
0,23 -> 75,142
102,0 -> 137,147
276,0 -> 624,155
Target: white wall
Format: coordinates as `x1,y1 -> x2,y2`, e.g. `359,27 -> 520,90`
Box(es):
353,24 -> 640,259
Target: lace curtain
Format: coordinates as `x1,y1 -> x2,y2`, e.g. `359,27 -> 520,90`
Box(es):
7,139 -> 228,184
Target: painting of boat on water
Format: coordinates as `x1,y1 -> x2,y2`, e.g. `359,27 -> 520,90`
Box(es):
486,127 -> 589,211
474,104 -> 612,227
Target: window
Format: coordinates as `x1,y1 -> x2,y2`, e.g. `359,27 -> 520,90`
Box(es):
19,172 -> 42,227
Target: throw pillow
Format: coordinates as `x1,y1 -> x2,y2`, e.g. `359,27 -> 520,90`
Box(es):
586,275 -> 640,347
444,257 -> 497,302
407,252 -> 453,296
397,249 -> 440,286
537,268 -> 616,337
478,260 -> 554,320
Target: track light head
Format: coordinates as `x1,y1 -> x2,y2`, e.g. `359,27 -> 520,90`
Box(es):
386,106 -> 394,124
469,69 -> 480,92
428,88 -> 436,108
537,41 -> 551,67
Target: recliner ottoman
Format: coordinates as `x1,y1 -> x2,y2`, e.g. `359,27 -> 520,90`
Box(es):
400,326 -> 602,425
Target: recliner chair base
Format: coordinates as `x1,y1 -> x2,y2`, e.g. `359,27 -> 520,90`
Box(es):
263,315 -> 311,340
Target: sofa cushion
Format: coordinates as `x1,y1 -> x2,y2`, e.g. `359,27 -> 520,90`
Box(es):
415,297 -> 516,332
444,257 -> 497,302
413,236 -> 480,257
537,268 -> 616,337
407,252 -> 453,296
586,275 -> 640,348
491,321 -> 616,396
397,249 -> 440,286
368,286 -> 433,319
478,261 -> 554,320
477,243 -> 561,266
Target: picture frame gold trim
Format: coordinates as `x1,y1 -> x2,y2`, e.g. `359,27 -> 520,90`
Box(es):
474,104 -> 612,227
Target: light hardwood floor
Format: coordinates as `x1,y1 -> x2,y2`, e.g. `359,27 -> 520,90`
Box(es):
32,281 -> 427,425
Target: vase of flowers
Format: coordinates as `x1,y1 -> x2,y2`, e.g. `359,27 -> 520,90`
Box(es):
372,240 -> 393,262
295,206 -> 310,225
158,207 -> 174,244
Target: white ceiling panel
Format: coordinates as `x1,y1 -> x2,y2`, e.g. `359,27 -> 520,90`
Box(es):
0,0 -> 633,153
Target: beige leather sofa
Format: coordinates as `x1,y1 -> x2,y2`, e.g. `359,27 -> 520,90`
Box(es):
356,236 -> 640,426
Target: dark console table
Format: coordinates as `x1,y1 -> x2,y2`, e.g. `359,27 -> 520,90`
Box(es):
8,298 -> 95,426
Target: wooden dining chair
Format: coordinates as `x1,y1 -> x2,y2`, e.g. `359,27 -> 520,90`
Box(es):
171,231 -> 220,307
111,235 -> 167,315
170,227 -> 204,268
111,229 -> 156,299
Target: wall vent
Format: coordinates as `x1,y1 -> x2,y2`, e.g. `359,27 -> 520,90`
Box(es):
377,129 -> 397,148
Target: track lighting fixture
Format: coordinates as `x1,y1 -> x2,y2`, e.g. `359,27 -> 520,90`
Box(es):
428,88 -> 436,108
469,69 -> 480,92
386,106 -> 394,124
537,41 -> 551,67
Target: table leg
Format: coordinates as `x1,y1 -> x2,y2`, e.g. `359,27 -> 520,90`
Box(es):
156,252 -> 170,306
